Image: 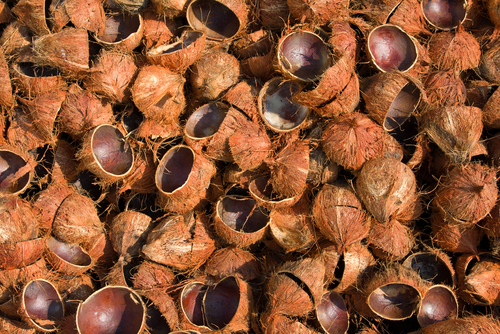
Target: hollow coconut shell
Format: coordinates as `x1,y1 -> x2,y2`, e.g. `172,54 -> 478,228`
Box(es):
155,145 -> 216,214
433,163 -> 498,226
248,174 -> 303,210
141,213 -> 216,272
315,290 -> 349,334
457,254 -> 500,306
402,249 -> 456,287
138,288 -> 180,332
205,246 -> 262,281
109,210 -> 152,262
430,210 -> 481,254
0,145 -> 34,197
12,0 -> 51,36
0,196 -> 39,246
10,61 -> 66,99
94,13 -> 144,53
480,40 -> 500,83
6,107 -> 46,152
417,284 -> 458,328
259,0 -> 289,30
44,236 -> 92,276
118,148 -> 157,194
223,80 -> 260,122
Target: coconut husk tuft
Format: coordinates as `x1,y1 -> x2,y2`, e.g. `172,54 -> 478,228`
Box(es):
431,210 -> 481,254
65,0 -> 106,34
141,10 -> 176,50
6,107 -> 46,152
12,0 -> 51,36
315,71 -> 360,119
424,70 -> 466,108
369,219 -> 414,261
205,246 -> 262,281
287,0 -> 349,25
0,50 -> 13,108
229,117 -> 271,171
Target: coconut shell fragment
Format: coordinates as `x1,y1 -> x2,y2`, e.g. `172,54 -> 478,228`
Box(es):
22,279 -> 64,332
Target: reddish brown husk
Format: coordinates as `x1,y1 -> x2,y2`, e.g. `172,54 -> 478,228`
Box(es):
315,72 -> 360,119
369,219 -> 414,261
433,163 -> 498,225
424,70 -> 466,108
321,112 -> 387,172
356,157 -> 419,224
65,0 -> 105,34
119,148 -> 157,194
131,65 -> 186,124
423,106 -> 482,166
418,315 -> 500,333
138,288 -> 180,332
59,84 -> 115,139
402,249 -> 456,287
33,28 -> 89,76
259,0 -> 289,29
32,183 -> 75,231
480,40 -> 500,83
141,10 -> 176,50
141,213 -> 215,272
150,0 -> 189,17
0,196 -> 38,245
431,210 -> 481,254
6,107 -> 46,152
12,0 -> 51,36
312,182 -> 369,253
482,88 -> 500,129
459,255 -> 500,305
10,61 -> 66,99
428,24 -> 480,71
0,238 -> 45,270
241,54 -> 276,82
0,50 -> 13,108
287,0 -> 349,25
0,1 -> 11,24
223,80 -> 260,122
249,175 -> 303,210
52,193 -> 104,249
44,237 -> 92,276
94,13 -> 144,53
205,246 -> 262,281
262,313 -> 321,334
333,242 -> 377,293
51,139 -> 80,183
132,261 -> 176,290
417,285 -> 458,328
156,145 -> 216,214
147,30 -> 206,73
388,0 -> 431,36
269,195 -> 316,253
190,51 -> 240,102
109,211 -> 152,262
85,50 -> 137,103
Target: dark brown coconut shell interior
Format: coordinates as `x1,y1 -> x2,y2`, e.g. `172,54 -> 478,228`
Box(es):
92,125 -> 133,176
185,103 -> 229,138
217,196 -> 269,233
77,287 -> 144,334
368,26 -> 417,72
316,291 -> 349,334
404,253 -> 454,286
385,82 -> 421,131
149,31 -> 203,55
24,280 -> 64,330
156,146 -> 194,193
421,0 -> 467,30
181,282 -> 207,326
187,0 -> 240,40
204,276 -> 241,330
97,13 -> 140,43
279,31 -> 332,81
367,283 -> 420,320
17,62 -> 60,77
46,237 -> 92,266
261,79 -> 309,131
417,285 -> 457,327
0,150 -> 30,193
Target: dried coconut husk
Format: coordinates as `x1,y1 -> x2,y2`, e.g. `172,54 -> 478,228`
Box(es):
416,315 -> 500,333
150,0 -> 190,17
213,194 -> 270,248
52,193 -> 104,249
155,145 -> 216,214
482,199 -> 500,238
417,285 -> 458,328
64,0 -> 105,34
51,139 -> 80,183
6,107 -> 46,151
131,65 -> 186,124
433,163 -> 498,226
388,0 -> 431,36
321,112 -> 385,172
10,62 -> 66,99
141,213 -> 216,272
287,0 -> 349,25
118,148 -> 157,194
190,51 -> 240,102
241,54 -> 276,82
248,174 -> 303,210
186,0 -> 248,41
428,24 -> 480,71
223,163 -> 262,188
86,231 -> 117,269
334,242 -> 377,293
33,183 -> 74,232
482,88 -> 500,129
424,70 -> 466,108
0,238 -> 45,270
205,246 -> 261,281
369,219 -> 414,261
0,314 -> 37,333
12,0 -> 51,36
312,182 -> 368,253
135,117 -> 182,147
33,28 -> 89,76
77,124 -> 134,184
356,156 -> 419,223
139,289 -> 180,332
109,211 -> 152,262
18,89 -> 66,141
363,72 -> 424,131
59,84 -> 114,138
147,30 -> 206,73
232,29 -> 273,59
132,260 -> 176,290
480,40 -> 500,83
94,13 -> 144,53
0,195 -> 38,245
259,0 -> 289,30
44,236 -> 92,276
0,1 -> 10,24
402,249 -> 456,287
458,254 -> 500,305
0,50 -> 13,108
430,210 -> 480,254
223,80 -> 260,122
262,313 -> 321,334
364,264 -> 429,321
0,21 -> 32,60
315,71 -> 360,119
141,10 -> 176,50
56,274 -> 94,315
85,50 -> 137,103
329,20 -> 358,66
0,146 -> 34,197
269,195 -> 316,253
423,105 -> 482,166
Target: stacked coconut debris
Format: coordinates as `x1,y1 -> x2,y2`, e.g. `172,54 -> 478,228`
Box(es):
1,0 -> 500,333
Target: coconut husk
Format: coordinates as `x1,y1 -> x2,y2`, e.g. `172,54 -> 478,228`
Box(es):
118,148 -> 157,194
141,213 -> 216,272
369,219 -> 414,261
109,211 -> 153,262
12,0 -> 51,36
10,61 -> 66,99
205,246 -> 262,281
0,238 -> 45,270
433,163 -> 498,226
287,0 -> 349,25
0,50 -> 13,108
329,20 -> 358,66
482,88 -> 500,129
248,175 -> 303,210
428,24 -> 480,71
430,210 -> 480,254
424,70 -> 467,108
132,261 -> 176,290
65,0 -> 105,34
135,118 -> 182,146
0,1 -> 11,25
131,65 -> 186,124
139,289 -> 180,332
0,21 -> 32,59
459,255 -> 500,305
417,315 -> 500,334
6,107 -> 46,152
223,80 -> 261,122
51,139 -> 80,183
150,0 -> 190,17
85,50 -> 137,103
32,182 -> 75,231
33,27 -> 89,76
44,237 -> 92,276
0,145 -> 34,197
48,0 -> 70,32
387,0 -> 431,36
315,69 -> 360,119
232,29 -> 273,59
259,0 -> 289,29
141,10 -> 176,50
312,182 -> 369,253
262,313 -> 321,334
229,117 -> 271,171
241,53 -> 276,82
480,39 -> 500,83
94,13 -> 144,53
402,248 -> 456,287
333,242 -> 377,294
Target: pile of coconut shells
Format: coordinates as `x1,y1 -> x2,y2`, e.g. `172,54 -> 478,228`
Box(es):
3,0 -> 500,333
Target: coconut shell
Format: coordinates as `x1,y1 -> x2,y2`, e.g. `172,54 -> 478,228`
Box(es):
0,146 -> 34,197
417,285 -> 458,328
85,50 -> 137,103
132,261 -> 176,290
312,182 -> 369,253
139,289 -> 180,332
32,182 -> 75,231
248,174 -> 303,210
205,246 -> 262,281
388,0 -> 431,36
135,118 -> 182,144
52,193 -> 104,248
131,65 -> 186,124
482,87 -> 500,129
229,117 -> 271,171
417,315 -> 500,334
430,210 -> 481,254
0,196 -> 39,245
119,148 -> 157,194
12,0 -> 51,36
329,20 -> 358,66
65,0 -> 105,34
141,10 -> 176,50
287,0 -> 349,25
433,163 -> 498,225
6,107 -> 46,152
86,232 -> 117,269
459,255 -> 500,305
402,249 -> 456,287
424,70 -> 467,108
223,80 -> 260,122
149,0 -> 189,17
51,139 -> 80,183
369,219 -> 414,261
428,24 -> 480,71
480,40 -> 500,83
0,22 -> 32,62
94,13 -> 144,53
259,0 -> 289,30
190,51 -> 240,102
0,238 -> 45,270
10,61 -> 66,99
232,29 -> 273,59
109,211 -> 152,262
321,112 -> 387,172
59,84 -> 115,139
0,50 -> 13,108
356,157 -> 419,224
263,313 -> 321,334
44,237 -> 92,276
334,242 -> 377,293
33,28 -> 89,76
315,71 -> 360,119
141,213 -> 216,272
179,280 -> 209,330
0,1 -> 11,25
